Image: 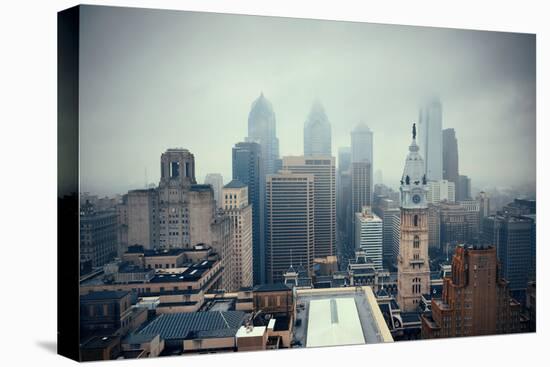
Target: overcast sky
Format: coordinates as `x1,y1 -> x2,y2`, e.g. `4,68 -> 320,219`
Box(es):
79,5 -> 536,197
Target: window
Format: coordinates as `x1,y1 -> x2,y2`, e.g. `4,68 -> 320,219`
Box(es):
414,215 -> 419,227
413,235 -> 420,248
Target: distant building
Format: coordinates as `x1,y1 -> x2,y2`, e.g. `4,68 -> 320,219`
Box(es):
427,204 -> 441,250
372,198 -> 400,266
247,93 -> 279,176
266,171 -> 315,283
351,123 -> 373,208
351,161 -> 372,217
442,128 -> 459,187
127,189 -> 158,249
477,191 -> 490,235
483,211 -> 536,299
282,156 -> 336,258
336,147 -> 353,264
223,180 -> 253,289
80,202 -> 118,268
418,97 -> 443,181
456,174 -> 471,201
440,201 -> 479,250
427,179 -> 455,204
211,214 -> 235,292
157,149 -> 196,248
422,244 -> 523,338
116,195 -> 129,257
355,207 -> 383,270
232,141 -> 264,285
304,100 -> 331,155
204,173 -> 224,209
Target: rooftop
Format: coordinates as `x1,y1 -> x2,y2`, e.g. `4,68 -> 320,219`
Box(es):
293,287 -> 393,348
138,311 -> 246,341
80,291 -> 129,301
224,179 -> 247,189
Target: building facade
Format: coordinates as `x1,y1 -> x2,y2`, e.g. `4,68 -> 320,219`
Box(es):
127,189 -> 159,249
232,141 -> 264,285
223,180 -> 254,289
266,171 -> 315,283
418,97 -> 443,181
80,202 -> 118,268
304,100 -> 331,156
204,173 -> 224,209
282,156 -> 336,258
442,128 -> 459,186
427,179 -> 455,204
354,207 -> 383,270
421,244 -> 522,338
397,124 -> 430,312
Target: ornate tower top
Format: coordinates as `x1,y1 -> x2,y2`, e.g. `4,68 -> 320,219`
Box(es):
400,123 -> 428,209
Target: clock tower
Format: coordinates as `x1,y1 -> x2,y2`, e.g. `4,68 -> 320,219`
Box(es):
397,123 -> 430,312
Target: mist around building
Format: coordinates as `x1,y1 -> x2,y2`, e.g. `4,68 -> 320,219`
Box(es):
73,94 -> 535,361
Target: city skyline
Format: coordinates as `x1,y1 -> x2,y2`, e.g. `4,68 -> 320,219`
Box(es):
78,6 -> 535,196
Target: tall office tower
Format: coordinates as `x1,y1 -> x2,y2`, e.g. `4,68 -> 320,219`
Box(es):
427,204 -> 441,250
266,171 -> 315,283
126,188 -> 159,249
158,148 -> 196,248
427,179 -> 455,204
282,156 -> 336,258
337,147 -> 351,232
477,191 -> 490,236
80,201 -> 118,268
418,97 -> 443,181
351,123 -> 373,165
204,173 -> 224,209
187,184 -> 217,247
351,161 -> 372,215
442,128 -> 459,186
354,207 -> 383,270
372,198 -> 400,267
304,100 -> 331,155
483,212 -> 536,300
222,180 -> 253,289
232,141 -> 264,285
421,244 -> 522,338
211,214 -> 235,292
247,93 -> 279,176
397,123 -> 430,312
439,201 -> 479,251
391,214 -> 401,267
456,174 -> 471,201
374,169 -> 383,186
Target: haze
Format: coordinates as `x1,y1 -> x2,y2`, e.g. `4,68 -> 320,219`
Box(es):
78,5 -> 536,196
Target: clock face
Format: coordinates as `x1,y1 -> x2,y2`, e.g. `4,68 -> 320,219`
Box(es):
412,194 -> 421,204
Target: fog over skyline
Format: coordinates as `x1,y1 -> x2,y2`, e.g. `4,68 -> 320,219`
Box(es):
79,6 -> 535,197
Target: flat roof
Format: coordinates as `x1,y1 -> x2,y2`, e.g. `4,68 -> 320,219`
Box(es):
306,297 -> 365,347
294,287 -> 393,347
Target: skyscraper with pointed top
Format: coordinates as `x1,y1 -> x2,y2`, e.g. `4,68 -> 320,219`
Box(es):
304,100 -> 332,156
397,123 -> 431,312
247,93 -> 280,176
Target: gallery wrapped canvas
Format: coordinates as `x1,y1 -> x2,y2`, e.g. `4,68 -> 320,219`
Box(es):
58,4 -> 536,362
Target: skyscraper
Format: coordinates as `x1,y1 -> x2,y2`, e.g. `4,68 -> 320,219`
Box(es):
204,173 -> 224,209
282,156 -> 336,258
422,244 -> 522,338
80,201 -> 118,268
442,128 -> 459,186
158,148 -> 196,248
223,180 -> 253,289
337,147 -> 353,265
372,198 -> 399,268
350,123 -> 373,222
483,212 -> 536,299
351,162 -> 372,216
247,93 -> 279,176
266,171 -> 315,283
355,207 -> 383,270
418,98 -> 443,181
232,141 -> 264,285
457,174 -> 472,201
304,100 -> 331,155
397,123 -> 430,312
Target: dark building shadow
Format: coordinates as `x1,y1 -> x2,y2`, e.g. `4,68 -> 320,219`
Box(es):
36,340 -> 57,354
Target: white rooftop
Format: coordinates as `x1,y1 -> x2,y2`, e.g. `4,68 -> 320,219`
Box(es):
306,297 -> 366,348
236,326 -> 266,338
